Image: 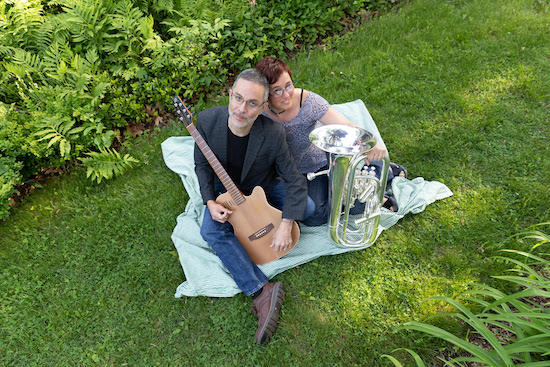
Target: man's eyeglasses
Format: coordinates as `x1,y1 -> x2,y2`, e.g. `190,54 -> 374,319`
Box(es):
270,82 -> 294,97
231,92 -> 265,109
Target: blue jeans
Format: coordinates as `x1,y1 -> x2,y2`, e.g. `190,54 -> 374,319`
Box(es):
302,173 -> 329,226
302,161 -> 396,225
200,180 -> 315,295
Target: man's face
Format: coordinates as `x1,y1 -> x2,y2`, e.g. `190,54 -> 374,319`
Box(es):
228,78 -> 266,130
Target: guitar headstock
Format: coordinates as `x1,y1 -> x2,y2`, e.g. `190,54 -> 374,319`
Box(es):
173,96 -> 193,127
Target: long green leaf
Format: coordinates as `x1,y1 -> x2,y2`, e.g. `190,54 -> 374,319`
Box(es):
494,275 -> 549,287
380,354 -> 405,367
509,339 -> 550,353
483,312 -> 550,321
483,288 -> 550,312
481,316 -> 548,339
389,348 -> 426,367
500,250 -> 550,265
450,356 -> 485,366
521,362 -> 550,367
404,321 -> 500,365
493,256 -> 541,278
428,296 -> 514,366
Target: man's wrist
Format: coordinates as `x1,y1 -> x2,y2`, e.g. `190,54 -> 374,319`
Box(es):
282,218 -> 293,224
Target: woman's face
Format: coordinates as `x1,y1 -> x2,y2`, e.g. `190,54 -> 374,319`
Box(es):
269,72 -> 294,109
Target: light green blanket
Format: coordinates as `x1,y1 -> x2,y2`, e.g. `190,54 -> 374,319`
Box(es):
161,100 -> 453,297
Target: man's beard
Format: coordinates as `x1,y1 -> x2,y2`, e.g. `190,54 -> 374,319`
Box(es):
228,109 -> 254,129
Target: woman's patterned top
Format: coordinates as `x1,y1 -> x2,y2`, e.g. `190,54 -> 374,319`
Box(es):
267,91 -> 330,174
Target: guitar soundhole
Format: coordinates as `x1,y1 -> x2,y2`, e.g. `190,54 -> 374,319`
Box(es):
248,223 -> 275,241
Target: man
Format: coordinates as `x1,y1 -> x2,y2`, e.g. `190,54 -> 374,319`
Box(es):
194,68 -> 310,344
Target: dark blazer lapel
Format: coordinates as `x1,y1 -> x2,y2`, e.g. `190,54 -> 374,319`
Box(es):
241,117 -> 265,182
210,108 -> 229,168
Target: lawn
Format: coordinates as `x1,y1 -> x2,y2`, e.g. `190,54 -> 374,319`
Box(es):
1,0 -> 548,365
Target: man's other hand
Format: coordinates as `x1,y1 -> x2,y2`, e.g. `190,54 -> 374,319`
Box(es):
271,219 -> 294,252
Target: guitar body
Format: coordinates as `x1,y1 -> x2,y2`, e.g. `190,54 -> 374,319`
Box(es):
173,95 -> 300,265
216,186 -> 300,265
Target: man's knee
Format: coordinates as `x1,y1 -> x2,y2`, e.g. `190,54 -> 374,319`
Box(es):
201,219 -> 233,243
303,196 -> 316,219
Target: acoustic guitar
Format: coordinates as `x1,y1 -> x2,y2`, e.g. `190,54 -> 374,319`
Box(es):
172,96 -> 300,265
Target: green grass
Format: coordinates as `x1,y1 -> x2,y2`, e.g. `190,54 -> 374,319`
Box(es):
1,0 -> 549,365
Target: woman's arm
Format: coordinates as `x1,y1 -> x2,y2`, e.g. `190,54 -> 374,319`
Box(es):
318,107 -> 356,127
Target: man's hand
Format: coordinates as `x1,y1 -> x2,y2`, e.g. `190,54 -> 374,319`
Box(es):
365,142 -> 387,165
207,200 -> 232,223
271,219 -> 294,252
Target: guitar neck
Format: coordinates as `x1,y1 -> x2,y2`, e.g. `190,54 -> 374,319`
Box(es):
186,123 -> 245,205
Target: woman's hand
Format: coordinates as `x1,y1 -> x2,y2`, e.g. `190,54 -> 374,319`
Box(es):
207,200 -> 232,223
271,219 -> 294,252
366,142 -> 387,164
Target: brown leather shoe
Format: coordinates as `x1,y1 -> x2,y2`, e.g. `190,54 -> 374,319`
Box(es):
251,282 -> 284,345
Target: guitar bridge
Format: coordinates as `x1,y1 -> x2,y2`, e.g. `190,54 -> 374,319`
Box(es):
248,223 -> 274,241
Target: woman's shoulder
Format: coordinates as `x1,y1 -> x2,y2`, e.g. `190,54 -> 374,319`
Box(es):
298,88 -> 309,106
301,90 -> 328,106
296,90 -> 330,122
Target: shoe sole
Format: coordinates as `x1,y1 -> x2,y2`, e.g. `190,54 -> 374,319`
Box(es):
257,282 -> 284,345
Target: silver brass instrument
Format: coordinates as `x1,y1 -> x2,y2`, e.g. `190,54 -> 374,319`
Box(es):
308,125 -> 389,248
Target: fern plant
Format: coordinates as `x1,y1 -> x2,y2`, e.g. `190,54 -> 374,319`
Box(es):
0,0 -> 44,50
106,0 -> 147,58
59,0 -> 113,50
34,115 -> 85,158
80,148 -> 139,184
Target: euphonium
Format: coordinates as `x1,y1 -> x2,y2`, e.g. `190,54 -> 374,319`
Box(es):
308,125 -> 389,248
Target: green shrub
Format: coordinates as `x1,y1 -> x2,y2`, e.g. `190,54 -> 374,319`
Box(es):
0,0 -> 402,219
0,156 -> 22,219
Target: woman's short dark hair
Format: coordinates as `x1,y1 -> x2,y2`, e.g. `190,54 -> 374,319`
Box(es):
255,57 -> 292,85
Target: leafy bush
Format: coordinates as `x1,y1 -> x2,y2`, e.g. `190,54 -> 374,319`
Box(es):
382,224 -> 550,366
0,0 -> 402,219
0,155 -> 22,219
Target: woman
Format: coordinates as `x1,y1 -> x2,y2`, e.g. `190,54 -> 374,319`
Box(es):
255,57 -> 407,226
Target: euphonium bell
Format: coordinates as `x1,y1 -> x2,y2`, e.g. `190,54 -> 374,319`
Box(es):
308,125 -> 389,248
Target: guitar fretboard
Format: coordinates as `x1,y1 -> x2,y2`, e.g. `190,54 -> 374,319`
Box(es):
186,122 -> 246,206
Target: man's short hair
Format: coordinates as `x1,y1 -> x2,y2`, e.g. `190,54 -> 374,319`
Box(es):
232,68 -> 269,102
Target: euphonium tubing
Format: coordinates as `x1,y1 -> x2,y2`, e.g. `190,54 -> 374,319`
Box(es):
309,125 -> 389,248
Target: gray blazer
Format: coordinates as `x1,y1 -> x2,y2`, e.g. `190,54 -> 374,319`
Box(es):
194,106 -> 307,220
